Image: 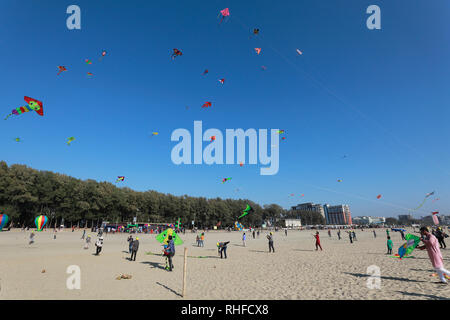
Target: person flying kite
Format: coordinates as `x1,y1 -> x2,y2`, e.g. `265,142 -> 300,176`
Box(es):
5,96 -> 44,120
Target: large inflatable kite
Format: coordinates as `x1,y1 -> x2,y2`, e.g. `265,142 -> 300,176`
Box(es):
5,96 -> 44,120
234,221 -> 244,231
156,228 -> 183,245
35,215 -> 48,231
396,234 -> 421,259
0,214 -> 9,231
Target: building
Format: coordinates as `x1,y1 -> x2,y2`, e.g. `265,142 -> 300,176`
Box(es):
291,203 -> 325,219
352,216 -> 386,225
324,204 -> 352,225
398,215 -> 414,223
285,219 -> 302,228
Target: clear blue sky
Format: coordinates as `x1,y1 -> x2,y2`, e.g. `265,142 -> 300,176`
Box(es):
1,0 -> 449,218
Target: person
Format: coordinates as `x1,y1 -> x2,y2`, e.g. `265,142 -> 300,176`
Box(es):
196,234 -> 200,247
418,227 -> 450,284
328,229 -> 331,238
387,236 -> 393,254
95,237 -> 103,255
267,232 -> 275,253
285,228 -> 288,236
242,232 -> 246,247
253,230 -> 256,239
337,229 -> 341,240
84,235 -> 91,249
167,236 -> 175,271
127,235 -> 133,253
81,229 -> 86,240
217,241 -> 230,259
386,229 -> 390,238
314,232 -> 322,251
53,229 -> 57,240
29,232 -> 35,245
435,228 -> 447,249
200,233 -> 205,247
348,231 -> 353,244
130,237 -> 139,261
373,230 -> 377,238
257,230 -> 260,238
352,231 -> 357,241
400,230 -> 405,240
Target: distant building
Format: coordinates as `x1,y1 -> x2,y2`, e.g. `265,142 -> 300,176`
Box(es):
285,219 -> 302,228
352,216 -> 385,225
325,204 -> 352,225
398,215 -> 414,223
291,203 -> 325,219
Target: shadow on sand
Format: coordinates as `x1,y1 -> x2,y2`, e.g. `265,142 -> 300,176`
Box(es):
345,272 -> 426,283
396,291 -> 449,299
156,281 -> 183,297
141,261 -> 166,270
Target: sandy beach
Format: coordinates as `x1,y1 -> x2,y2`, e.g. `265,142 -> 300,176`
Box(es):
0,228 -> 449,300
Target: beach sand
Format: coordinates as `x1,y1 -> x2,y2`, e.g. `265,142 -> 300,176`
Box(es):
0,228 -> 449,300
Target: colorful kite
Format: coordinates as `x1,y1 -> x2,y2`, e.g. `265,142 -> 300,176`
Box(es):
234,221 -> 244,231
14,138 -> 21,142
151,132 -> 159,136
175,218 -> 181,229
282,137 -> 286,140
35,215 -> 48,231
202,102 -> 212,108
432,212 -> 439,225
171,48 -> 183,59
413,191 -> 435,210
377,195 -> 382,199
222,178 -> 232,184
87,72 -> 93,76
116,176 -> 125,182
255,48 -> 261,55
296,49 -> 303,55
277,130 -> 285,134
210,136 -> 216,142
99,50 -> 107,61
239,162 -> 243,167
337,179 -> 343,182
218,78 -> 225,84
5,96 -> 44,120
66,137 -> 75,146
85,59 -> 92,64
218,8 -> 230,24
396,234 -> 421,259
57,66 -> 67,75
0,214 -> 9,231
238,204 -> 254,219
203,69 -> 209,75
432,198 -> 440,203
156,228 -> 183,245
253,28 -> 260,35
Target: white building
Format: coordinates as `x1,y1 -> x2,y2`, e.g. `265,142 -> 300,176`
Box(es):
285,219 -> 302,228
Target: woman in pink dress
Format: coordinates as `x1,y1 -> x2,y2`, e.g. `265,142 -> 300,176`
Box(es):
418,227 -> 450,284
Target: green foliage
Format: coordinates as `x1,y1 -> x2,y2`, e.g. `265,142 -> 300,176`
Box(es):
0,161 -> 287,227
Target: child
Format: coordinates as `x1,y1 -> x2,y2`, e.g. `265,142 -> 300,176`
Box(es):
95,237 -> 103,255
29,232 -> 35,245
200,233 -> 205,247
84,235 -> 91,249
314,232 -> 322,251
242,232 -> 246,247
387,236 -> 393,255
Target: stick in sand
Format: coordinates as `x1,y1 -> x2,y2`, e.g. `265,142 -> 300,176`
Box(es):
182,247 -> 187,297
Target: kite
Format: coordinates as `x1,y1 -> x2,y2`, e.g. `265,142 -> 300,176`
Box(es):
85,59 -> 92,64
99,50 -> 107,61
151,132 -> 159,136
432,212 -> 439,225
396,233 -> 421,259
221,178 -> 232,184
87,72 -> 93,76
116,176 -> 125,182
203,69 -> 209,75
377,195 -> 382,199
57,66 -> 67,75
218,8 -> 230,24
253,28 -> 260,35
171,48 -> 182,59
337,179 -> 343,182
296,49 -> 303,55
261,66 -> 267,71
156,228 -> 183,245
66,137 -> 75,146
210,136 -> 216,142
35,215 -> 48,231
14,138 -> 21,142
202,102 -> 212,108
175,218 -> 181,229
239,162 -> 243,167
300,194 -> 305,197
413,191 -> 435,210
238,204 -> 254,219
234,221 -> 244,231
277,130 -> 285,134
282,137 -> 286,140
0,214 -> 9,231
290,194 -> 295,197
432,198 -> 440,203
4,96 -> 44,120
255,48 -> 261,55
218,78 -> 225,84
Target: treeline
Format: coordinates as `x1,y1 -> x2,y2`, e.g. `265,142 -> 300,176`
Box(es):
0,161 -> 324,228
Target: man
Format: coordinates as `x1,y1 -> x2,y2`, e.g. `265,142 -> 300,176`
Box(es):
267,232 -> 275,253
81,229 -> 86,240
167,235 -> 175,271
127,235 -> 133,253
130,237 -> 139,261
435,228 -> 447,249
217,241 -> 230,259
337,229 -> 341,240
95,236 -> 103,255
252,230 -> 256,239
400,230 -> 405,240
418,227 -> 450,284
373,230 -> 377,238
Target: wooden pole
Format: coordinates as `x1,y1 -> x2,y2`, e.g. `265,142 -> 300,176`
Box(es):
182,247 -> 187,297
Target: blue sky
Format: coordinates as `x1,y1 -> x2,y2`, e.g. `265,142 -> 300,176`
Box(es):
1,0 -> 449,218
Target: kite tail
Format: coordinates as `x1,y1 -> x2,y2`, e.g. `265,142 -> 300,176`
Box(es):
4,113 -> 12,120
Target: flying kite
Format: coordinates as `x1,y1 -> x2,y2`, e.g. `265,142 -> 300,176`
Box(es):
85,59 -> 92,64
413,191 -> 435,210
210,136 -> 216,142
277,130 -> 285,134
239,162 -> 243,167
396,233 -> 421,259
35,215 -> 48,231
432,212 -> 439,225
57,66 -> 67,75
218,8 -> 230,24
377,195 -> 382,199
261,66 -> 267,71
171,48 -> 182,59
67,137 -> 75,146
432,198 -> 440,203
221,178 -> 232,184
337,179 -> 343,182
202,102 -> 212,108
4,96 -> 44,120
87,72 -> 93,76
116,176 -> 125,182
156,228 -> 183,245
151,132 -> 159,136
203,69 -> 209,75
255,48 -> 261,55
290,194 -> 295,197
234,221 -> 244,231
282,137 -> 286,140
253,28 -> 260,35
218,78 -> 225,84
296,49 -> 303,55
99,50 -> 107,61
238,204 -> 254,219
14,138 -> 21,142
0,214 -> 9,231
